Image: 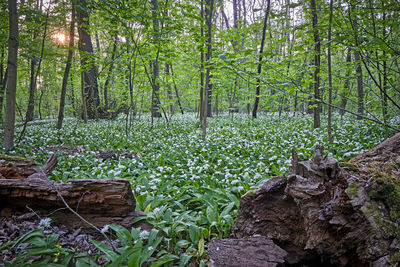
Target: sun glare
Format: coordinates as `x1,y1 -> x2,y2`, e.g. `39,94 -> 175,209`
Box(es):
53,33 -> 66,44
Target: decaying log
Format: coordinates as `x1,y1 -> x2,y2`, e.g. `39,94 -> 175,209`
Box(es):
0,155 -> 144,230
0,155 -> 38,179
209,133 -> 400,266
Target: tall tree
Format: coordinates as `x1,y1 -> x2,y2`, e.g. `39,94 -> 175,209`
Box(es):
57,1 -> 75,129
76,0 -> 100,120
3,0 -> 19,150
199,0 -> 205,121
327,0 -> 333,145
150,0 -> 162,118
202,0 -> 214,141
252,0 -> 271,119
310,0 -> 321,128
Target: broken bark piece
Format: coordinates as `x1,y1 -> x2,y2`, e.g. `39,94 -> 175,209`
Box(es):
211,138 -> 400,266
208,236 -> 287,267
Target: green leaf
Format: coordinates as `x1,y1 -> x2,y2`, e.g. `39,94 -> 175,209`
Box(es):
91,240 -> 118,261
150,255 -> 179,267
109,224 -> 132,246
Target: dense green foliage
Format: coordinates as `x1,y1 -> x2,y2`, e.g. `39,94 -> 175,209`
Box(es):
0,0 -> 399,122
1,0 -> 400,264
0,113 -> 394,265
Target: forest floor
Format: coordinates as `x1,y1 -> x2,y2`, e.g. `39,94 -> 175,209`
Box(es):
0,113 -> 397,265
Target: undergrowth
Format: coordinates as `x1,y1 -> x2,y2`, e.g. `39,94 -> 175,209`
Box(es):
0,113 -> 392,266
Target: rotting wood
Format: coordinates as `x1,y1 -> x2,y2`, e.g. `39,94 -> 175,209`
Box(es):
0,154 -> 144,230
209,133 -> 400,266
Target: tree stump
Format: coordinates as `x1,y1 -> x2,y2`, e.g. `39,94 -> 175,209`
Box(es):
209,133 -> 400,266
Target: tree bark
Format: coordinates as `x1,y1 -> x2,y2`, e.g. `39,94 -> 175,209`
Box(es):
150,0 -> 162,118
211,134 -> 400,265
310,0 -> 321,128
327,0 -> 333,145
3,0 -> 19,150
199,0 -> 205,121
76,0 -> 100,120
165,62 -> 175,114
252,0 -> 271,119
57,1 -> 75,129
202,0 -> 214,141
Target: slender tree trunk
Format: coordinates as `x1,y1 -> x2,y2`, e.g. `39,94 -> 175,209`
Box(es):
103,34 -> 118,110
339,48 -> 352,116
310,0 -> 321,128
202,0 -> 214,141
26,0 -> 50,122
200,0 -> 205,121
150,0 -> 162,118
25,0 -> 41,122
252,0 -> 271,119
349,6 -> 364,119
3,0 -> 19,150
69,74 -> 76,117
207,74 -> 212,117
165,62 -> 175,114
170,64 -> 184,115
76,0 -> 100,120
126,36 -> 137,116
57,1 -> 75,129
17,2 -> 51,143
327,0 -> 333,145
0,67 -> 8,122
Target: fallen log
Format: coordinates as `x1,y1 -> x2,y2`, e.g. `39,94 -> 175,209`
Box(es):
0,155 -> 144,229
209,133 -> 400,266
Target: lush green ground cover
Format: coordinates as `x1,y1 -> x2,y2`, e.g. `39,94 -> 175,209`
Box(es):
0,113 -> 394,266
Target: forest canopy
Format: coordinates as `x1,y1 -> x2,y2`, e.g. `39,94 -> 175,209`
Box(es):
0,0 -> 399,142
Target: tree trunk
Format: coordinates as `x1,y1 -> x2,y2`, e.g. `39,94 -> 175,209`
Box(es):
3,0 -> 19,150
25,0 -> 41,123
165,62 -> 175,114
199,0 -> 205,121
57,1 -> 75,130
202,0 -> 214,141
252,0 -> 271,119
327,0 -> 333,146
349,6 -> 364,120
76,0 -> 100,120
339,48 -> 351,116
150,0 -> 162,118
103,34 -> 118,110
310,0 -> 321,128
170,64 -> 184,115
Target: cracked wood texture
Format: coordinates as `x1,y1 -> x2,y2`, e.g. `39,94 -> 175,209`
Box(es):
0,155 -> 143,229
209,134 -> 400,266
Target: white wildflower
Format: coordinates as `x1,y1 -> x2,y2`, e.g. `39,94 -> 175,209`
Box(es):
38,218 -> 52,229
140,230 -> 149,239
101,224 -> 110,234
